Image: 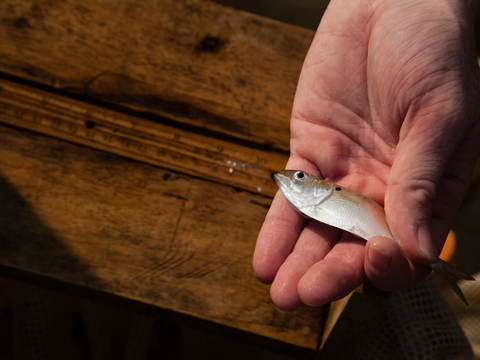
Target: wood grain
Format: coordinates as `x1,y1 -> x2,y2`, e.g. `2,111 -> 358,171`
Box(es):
0,0 -> 393,354
0,124 -> 323,350
0,0 -> 314,152
0,78 -> 287,197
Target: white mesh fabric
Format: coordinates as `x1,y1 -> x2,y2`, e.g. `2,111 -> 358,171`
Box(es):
443,272 -> 480,360
356,276 -> 472,360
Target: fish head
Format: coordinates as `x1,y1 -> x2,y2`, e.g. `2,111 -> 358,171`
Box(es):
274,170 -> 333,209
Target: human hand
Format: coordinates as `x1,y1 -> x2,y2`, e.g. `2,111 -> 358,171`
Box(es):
253,0 -> 480,312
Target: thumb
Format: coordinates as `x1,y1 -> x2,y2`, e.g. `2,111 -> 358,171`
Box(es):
384,113 -> 465,265
385,159 -> 438,264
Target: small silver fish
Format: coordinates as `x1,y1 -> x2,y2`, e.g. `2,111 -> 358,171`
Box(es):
275,169 -> 475,305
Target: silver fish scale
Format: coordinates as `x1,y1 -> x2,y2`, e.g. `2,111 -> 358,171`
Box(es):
274,170 -> 474,305
303,189 -> 394,241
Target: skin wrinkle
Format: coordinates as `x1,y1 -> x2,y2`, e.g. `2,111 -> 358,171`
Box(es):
388,155 -> 443,196
290,246 -> 325,266
305,32 -> 368,70
410,91 -> 463,118
264,213 -> 302,238
392,20 -> 456,51
397,61 -> 452,97
305,255 -> 364,301
398,63 -> 461,104
370,15 -> 461,119
335,72 -> 369,110
304,3 -> 373,115
384,59 -> 456,113
296,30 -> 410,169
420,78 -> 461,110
311,0 -> 372,54
254,0 -> 480,311
400,111 -> 462,159
306,64 -> 369,114
335,65 -> 370,117
292,112 -> 394,173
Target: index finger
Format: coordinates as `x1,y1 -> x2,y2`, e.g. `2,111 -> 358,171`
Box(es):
253,190 -> 305,284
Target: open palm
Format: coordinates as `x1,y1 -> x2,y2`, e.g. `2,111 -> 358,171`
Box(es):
254,0 -> 480,312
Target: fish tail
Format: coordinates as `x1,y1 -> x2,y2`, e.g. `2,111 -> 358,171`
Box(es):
430,258 -> 475,306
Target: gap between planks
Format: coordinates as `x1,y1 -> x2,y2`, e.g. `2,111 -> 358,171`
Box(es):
0,78 -> 287,197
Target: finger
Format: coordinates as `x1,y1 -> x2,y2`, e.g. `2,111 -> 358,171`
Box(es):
254,156 -> 321,283
385,101 -> 471,265
365,236 -> 430,291
298,235 -> 366,306
270,221 -> 341,312
253,190 -> 305,284
429,136 -> 480,243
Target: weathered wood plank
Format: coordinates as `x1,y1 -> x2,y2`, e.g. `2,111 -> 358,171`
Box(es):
0,0 -> 394,353
0,78 -> 287,197
0,0 -> 314,152
0,124 -> 323,350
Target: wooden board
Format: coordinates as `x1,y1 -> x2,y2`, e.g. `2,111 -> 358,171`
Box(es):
0,123 -> 323,351
0,78 -> 287,197
0,0 -> 314,152
0,0 -> 393,355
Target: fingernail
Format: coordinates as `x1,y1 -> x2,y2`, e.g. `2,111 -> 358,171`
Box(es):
416,222 -> 438,262
368,242 -> 391,272
274,305 -> 291,314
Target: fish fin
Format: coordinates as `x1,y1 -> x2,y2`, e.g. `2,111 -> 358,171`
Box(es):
430,258 -> 475,306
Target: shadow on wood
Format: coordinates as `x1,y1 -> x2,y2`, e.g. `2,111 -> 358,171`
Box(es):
0,124 -> 324,352
0,172 -> 104,291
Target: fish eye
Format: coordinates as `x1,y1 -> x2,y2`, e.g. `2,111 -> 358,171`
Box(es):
294,171 -> 306,180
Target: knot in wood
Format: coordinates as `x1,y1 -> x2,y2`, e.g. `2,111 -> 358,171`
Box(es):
196,35 -> 225,53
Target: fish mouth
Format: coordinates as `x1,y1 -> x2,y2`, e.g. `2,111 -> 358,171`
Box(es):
273,171 -> 288,187
273,170 -> 296,190
274,170 -> 305,212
